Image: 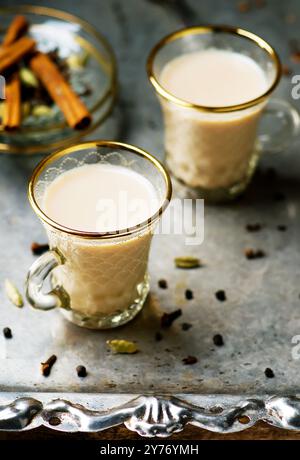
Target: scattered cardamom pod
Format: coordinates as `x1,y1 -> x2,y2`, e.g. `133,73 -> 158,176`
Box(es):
67,51 -> 89,69
31,105 -> 53,117
4,279 -> 24,308
19,67 -> 39,88
106,339 -> 138,354
174,256 -> 201,269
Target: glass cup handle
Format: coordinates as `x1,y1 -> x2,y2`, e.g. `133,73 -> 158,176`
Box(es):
259,98 -> 300,154
26,249 -> 70,311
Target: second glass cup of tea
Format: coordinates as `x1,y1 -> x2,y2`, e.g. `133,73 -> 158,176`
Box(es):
26,141 -> 172,329
147,25 -> 300,202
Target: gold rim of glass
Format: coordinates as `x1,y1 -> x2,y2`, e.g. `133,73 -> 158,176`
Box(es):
28,140 -> 172,240
147,25 -> 281,113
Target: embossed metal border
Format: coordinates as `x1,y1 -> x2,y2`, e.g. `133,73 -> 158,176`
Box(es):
0,393 -> 300,436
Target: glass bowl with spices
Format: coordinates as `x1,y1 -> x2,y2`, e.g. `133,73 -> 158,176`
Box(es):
0,5 -> 117,154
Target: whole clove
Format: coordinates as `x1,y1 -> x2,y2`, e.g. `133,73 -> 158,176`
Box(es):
31,242 -> 49,255
244,248 -> 266,260
182,355 -> 198,365
41,354 -> 57,377
161,309 -> 182,328
3,327 -> 12,339
246,223 -> 262,232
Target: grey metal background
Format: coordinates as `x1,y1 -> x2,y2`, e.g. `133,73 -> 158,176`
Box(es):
0,0 -> 300,434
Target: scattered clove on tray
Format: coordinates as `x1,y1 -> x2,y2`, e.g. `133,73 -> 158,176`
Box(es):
31,242 -> 50,255
182,356 -> 198,365
244,248 -> 266,260
161,309 -> 182,328
245,223 -> 262,232
41,354 -> 57,377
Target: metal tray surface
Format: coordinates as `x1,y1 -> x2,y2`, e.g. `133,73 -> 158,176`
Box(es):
1,0 -> 300,436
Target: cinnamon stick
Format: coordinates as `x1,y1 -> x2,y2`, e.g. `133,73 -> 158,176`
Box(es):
1,17 -> 29,130
2,15 -> 28,47
3,73 -> 21,130
0,36 -> 36,74
30,52 -> 92,129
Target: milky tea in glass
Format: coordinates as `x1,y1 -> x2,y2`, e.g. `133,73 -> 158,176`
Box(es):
147,26 -> 284,202
26,142 -> 171,329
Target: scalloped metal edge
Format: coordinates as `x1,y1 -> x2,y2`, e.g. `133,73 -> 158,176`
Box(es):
1,394 -> 300,436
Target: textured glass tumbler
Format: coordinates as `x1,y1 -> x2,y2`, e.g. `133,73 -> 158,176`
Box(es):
26,141 -> 172,329
147,25 -> 300,202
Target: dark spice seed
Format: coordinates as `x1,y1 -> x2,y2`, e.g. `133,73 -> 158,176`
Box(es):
161,309 -> 182,328
277,225 -> 287,232
3,327 -> 12,339
185,289 -> 193,300
213,334 -> 224,347
182,355 -> 198,365
246,223 -> 262,232
76,365 -> 87,378
265,367 -> 275,378
158,279 -> 168,289
181,322 -> 192,331
41,354 -> 57,377
155,331 -> 163,342
244,248 -> 266,260
215,290 -> 227,302
31,242 -> 50,256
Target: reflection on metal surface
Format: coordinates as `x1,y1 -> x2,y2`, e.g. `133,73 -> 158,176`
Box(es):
2,395 -> 300,435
